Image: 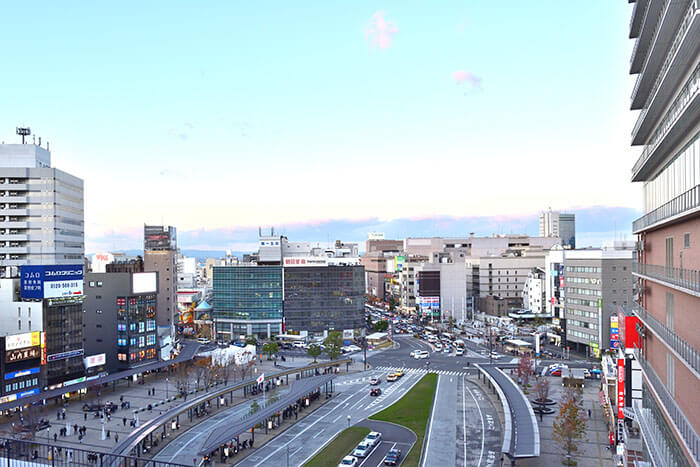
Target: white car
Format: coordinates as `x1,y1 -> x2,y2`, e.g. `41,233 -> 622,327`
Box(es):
353,442 -> 372,458
196,337 -> 211,344
443,346 -> 451,354
490,352 -> 501,359
409,350 -> 417,358
347,345 -> 362,352
338,455 -> 358,466
455,348 -> 464,356
433,343 -> 442,351
414,350 -> 429,359
364,431 -> 382,447
292,341 -> 307,349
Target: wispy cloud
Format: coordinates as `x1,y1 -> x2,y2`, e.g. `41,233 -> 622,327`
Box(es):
453,70 -> 481,87
364,11 -> 398,50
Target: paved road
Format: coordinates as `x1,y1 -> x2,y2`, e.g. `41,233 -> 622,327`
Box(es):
236,368 -> 423,467
355,419 -> 415,467
422,374 -> 457,465
457,377 -> 501,467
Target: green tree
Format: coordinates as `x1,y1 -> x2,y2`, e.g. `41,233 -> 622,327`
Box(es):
388,296 -> 397,311
248,400 -> 260,416
245,335 -> 258,347
374,320 -> 389,332
262,341 -> 279,360
552,387 -> 587,465
324,331 -> 343,360
307,344 -> 322,363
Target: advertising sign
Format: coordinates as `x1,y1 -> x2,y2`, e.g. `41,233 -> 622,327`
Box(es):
610,316 -> 620,349
342,330 -> 354,340
617,358 -> 625,419
20,265 -> 84,299
132,272 -> 157,294
47,348 -> 84,362
283,257 -> 328,267
4,367 -> 40,380
7,346 -> 41,363
5,332 -> 41,351
40,332 -> 46,365
84,353 -> 106,368
395,256 -> 406,272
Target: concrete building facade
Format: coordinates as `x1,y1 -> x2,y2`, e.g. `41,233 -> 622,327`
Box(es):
539,210 -> 576,249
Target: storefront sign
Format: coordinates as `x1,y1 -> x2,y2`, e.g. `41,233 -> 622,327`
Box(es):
47,348 -> 84,362
84,353 -> 106,368
4,367 -> 40,380
20,265 -> 84,299
617,358 -> 625,419
5,332 -> 41,351
6,346 -> 41,363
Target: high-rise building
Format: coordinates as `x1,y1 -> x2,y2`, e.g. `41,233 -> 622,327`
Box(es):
144,225 -> 177,337
625,1 -> 700,465
539,209 -> 575,249
0,137 -> 86,390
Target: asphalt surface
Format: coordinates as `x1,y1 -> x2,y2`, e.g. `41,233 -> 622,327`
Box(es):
235,367 -> 424,467
355,420 -> 415,467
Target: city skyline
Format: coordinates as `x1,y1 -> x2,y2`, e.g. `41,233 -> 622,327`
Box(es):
1,2 -> 641,253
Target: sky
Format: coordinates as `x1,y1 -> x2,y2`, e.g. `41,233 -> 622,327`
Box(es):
0,2 -> 642,253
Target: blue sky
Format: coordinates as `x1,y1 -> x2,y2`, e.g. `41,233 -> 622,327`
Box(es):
0,2 -> 641,252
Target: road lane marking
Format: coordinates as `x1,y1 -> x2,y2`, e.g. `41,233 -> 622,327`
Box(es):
375,442 -> 397,467
464,378 -> 485,467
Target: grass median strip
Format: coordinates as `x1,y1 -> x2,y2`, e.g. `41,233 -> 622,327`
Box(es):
369,372 -> 438,467
304,426 -> 370,467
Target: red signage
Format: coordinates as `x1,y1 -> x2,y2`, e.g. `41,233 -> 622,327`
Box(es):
617,358 -> 625,419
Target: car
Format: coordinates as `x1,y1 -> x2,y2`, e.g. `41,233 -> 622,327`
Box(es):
347,345 -> 362,352
292,341 -> 307,349
455,348 -> 465,356
365,432 -> 382,447
370,388 -> 382,396
338,455 -> 358,466
353,442 -> 372,458
443,346 -> 451,353
490,352 -> 500,359
549,368 -> 563,377
582,369 -> 592,378
414,350 -> 429,359
433,343 -> 442,351
369,377 -> 381,386
196,337 -> 211,344
383,448 -> 402,465
590,367 -> 602,376
409,350 -> 417,358
386,374 -> 398,382
393,370 -> 404,378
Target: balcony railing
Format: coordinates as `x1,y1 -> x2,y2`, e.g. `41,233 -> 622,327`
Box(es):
634,399 -> 679,467
630,0 -> 656,66
633,262 -> 700,294
630,0 -> 672,103
632,62 -> 700,178
627,302 -> 700,377
634,346 -> 700,464
632,0 -> 699,137
633,184 -> 700,232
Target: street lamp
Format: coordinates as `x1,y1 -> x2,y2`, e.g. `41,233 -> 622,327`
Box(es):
346,415 -> 351,427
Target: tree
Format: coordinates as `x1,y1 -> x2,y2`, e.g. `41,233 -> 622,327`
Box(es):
262,341 -> 279,360
324,331 -> 343,360
517,353 -> 534,387
552,387 -> 587,465
534,376 -> 551,403
374,320 -> 389,332
245,335 -> 258,347
175,360 -> 193,394
307,344 -> 322,363
388,296 -> 397,311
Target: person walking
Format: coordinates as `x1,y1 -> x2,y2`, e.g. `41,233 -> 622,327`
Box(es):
115,434 -> 119,444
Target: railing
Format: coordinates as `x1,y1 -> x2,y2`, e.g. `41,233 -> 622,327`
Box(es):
634,399 -> 678,467
630,0 -> 656,65
632,0 -> 699,137
631,0 -> 672,102
0,435 -> 189,466
633,184 -> 700,232
632,61 -> 700,176
634,346 -> 700,463
627,302 -> 700,376
633,262 -> 700,294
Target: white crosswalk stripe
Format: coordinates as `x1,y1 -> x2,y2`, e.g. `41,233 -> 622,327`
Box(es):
369,366 -> 472,377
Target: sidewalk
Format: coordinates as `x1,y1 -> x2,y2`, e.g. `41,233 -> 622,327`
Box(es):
0,356 -> 317,453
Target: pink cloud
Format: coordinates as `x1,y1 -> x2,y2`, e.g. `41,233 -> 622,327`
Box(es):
453,70 -> 482,87
364,11 -> 398,49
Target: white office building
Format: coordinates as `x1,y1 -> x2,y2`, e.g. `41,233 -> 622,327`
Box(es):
539,209 -> 575,249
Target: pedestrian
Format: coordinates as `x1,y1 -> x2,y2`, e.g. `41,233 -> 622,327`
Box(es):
123,417 -> 126,426
84,412 -> 87,421
106,430 -> 110,439
56,411 -> 60,421
53,433 -> 57,442
120,395 -> 123,403
115,434 -> 119,444
588,408 -> 591,418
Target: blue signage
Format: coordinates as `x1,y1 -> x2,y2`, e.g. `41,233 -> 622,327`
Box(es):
4,367 -> 40,380
20,265 -> 84,299
18,388 -> 39,399
47,348 -> 84,362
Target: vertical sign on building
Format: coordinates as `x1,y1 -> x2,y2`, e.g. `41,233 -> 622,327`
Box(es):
617,358 -> 625,418
610,316 -> 619,349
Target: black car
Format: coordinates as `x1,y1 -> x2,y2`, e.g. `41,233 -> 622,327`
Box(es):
370,388 -> 382,396
384,448 -> 401,465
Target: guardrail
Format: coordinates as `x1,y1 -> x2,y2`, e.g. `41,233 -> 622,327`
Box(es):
475,365 -> 512,456
633,184 -> 700,232
633,262 -> 700,294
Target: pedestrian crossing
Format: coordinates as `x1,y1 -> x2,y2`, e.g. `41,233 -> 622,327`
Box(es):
373,366 -> 472,377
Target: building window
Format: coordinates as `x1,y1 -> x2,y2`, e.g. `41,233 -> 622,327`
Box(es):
89,281 -> 95,287
17,320 -> 20,330
28,320 -> 31,328
666,352 -> 675,397
684,233 -> 690,249
97,281 -> 103,287
17,308 -> 20,317
666,292 -> 674,331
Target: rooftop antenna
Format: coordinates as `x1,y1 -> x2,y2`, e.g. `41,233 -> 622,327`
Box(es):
16,127 -> 30,144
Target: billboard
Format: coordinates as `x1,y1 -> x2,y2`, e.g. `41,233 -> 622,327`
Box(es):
84,353 -> 106,368
394,256 -> 406,272
5,332 -> 41,351
418,296 -> 440,316
4,367 -> 40,380
283,257 -> 328,267
144,225 -> 176,250
617,358 -> 625,418
7,346 -> 41,363
20,265 -> 84,299
132,272 -> 157,294
610,316 -> 619,349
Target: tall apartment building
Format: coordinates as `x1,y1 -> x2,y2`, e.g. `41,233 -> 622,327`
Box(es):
0,138 -> 85,390
539,209 -> 576,249
626,1 -> 700,465
144,225 -> 177,337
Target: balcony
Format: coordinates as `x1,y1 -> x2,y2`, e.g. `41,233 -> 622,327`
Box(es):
627,302 -> 700,378
631,62 -> 700,181
630,0 -> 650,39
633,262 -> 700,296
631,1 -> 700,141
630,0 -> 662,74
632,184 -> 700,233
630,0 -> 690,110
633,347 -> 700,464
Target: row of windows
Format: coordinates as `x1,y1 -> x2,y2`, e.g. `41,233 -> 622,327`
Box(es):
566,276 -> 601,285
566,308 -> 598,319
566,287 -> 602,297
568,319 -> 598,330
5,378 -> 38,393
566,266 -> 600,273
568,329 -> 597,342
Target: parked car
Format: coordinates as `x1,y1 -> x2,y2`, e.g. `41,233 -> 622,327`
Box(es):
353,442 -> 372,458
383,448 -> 402,465
365,432 -> 382,447
338,455 -> 358,466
